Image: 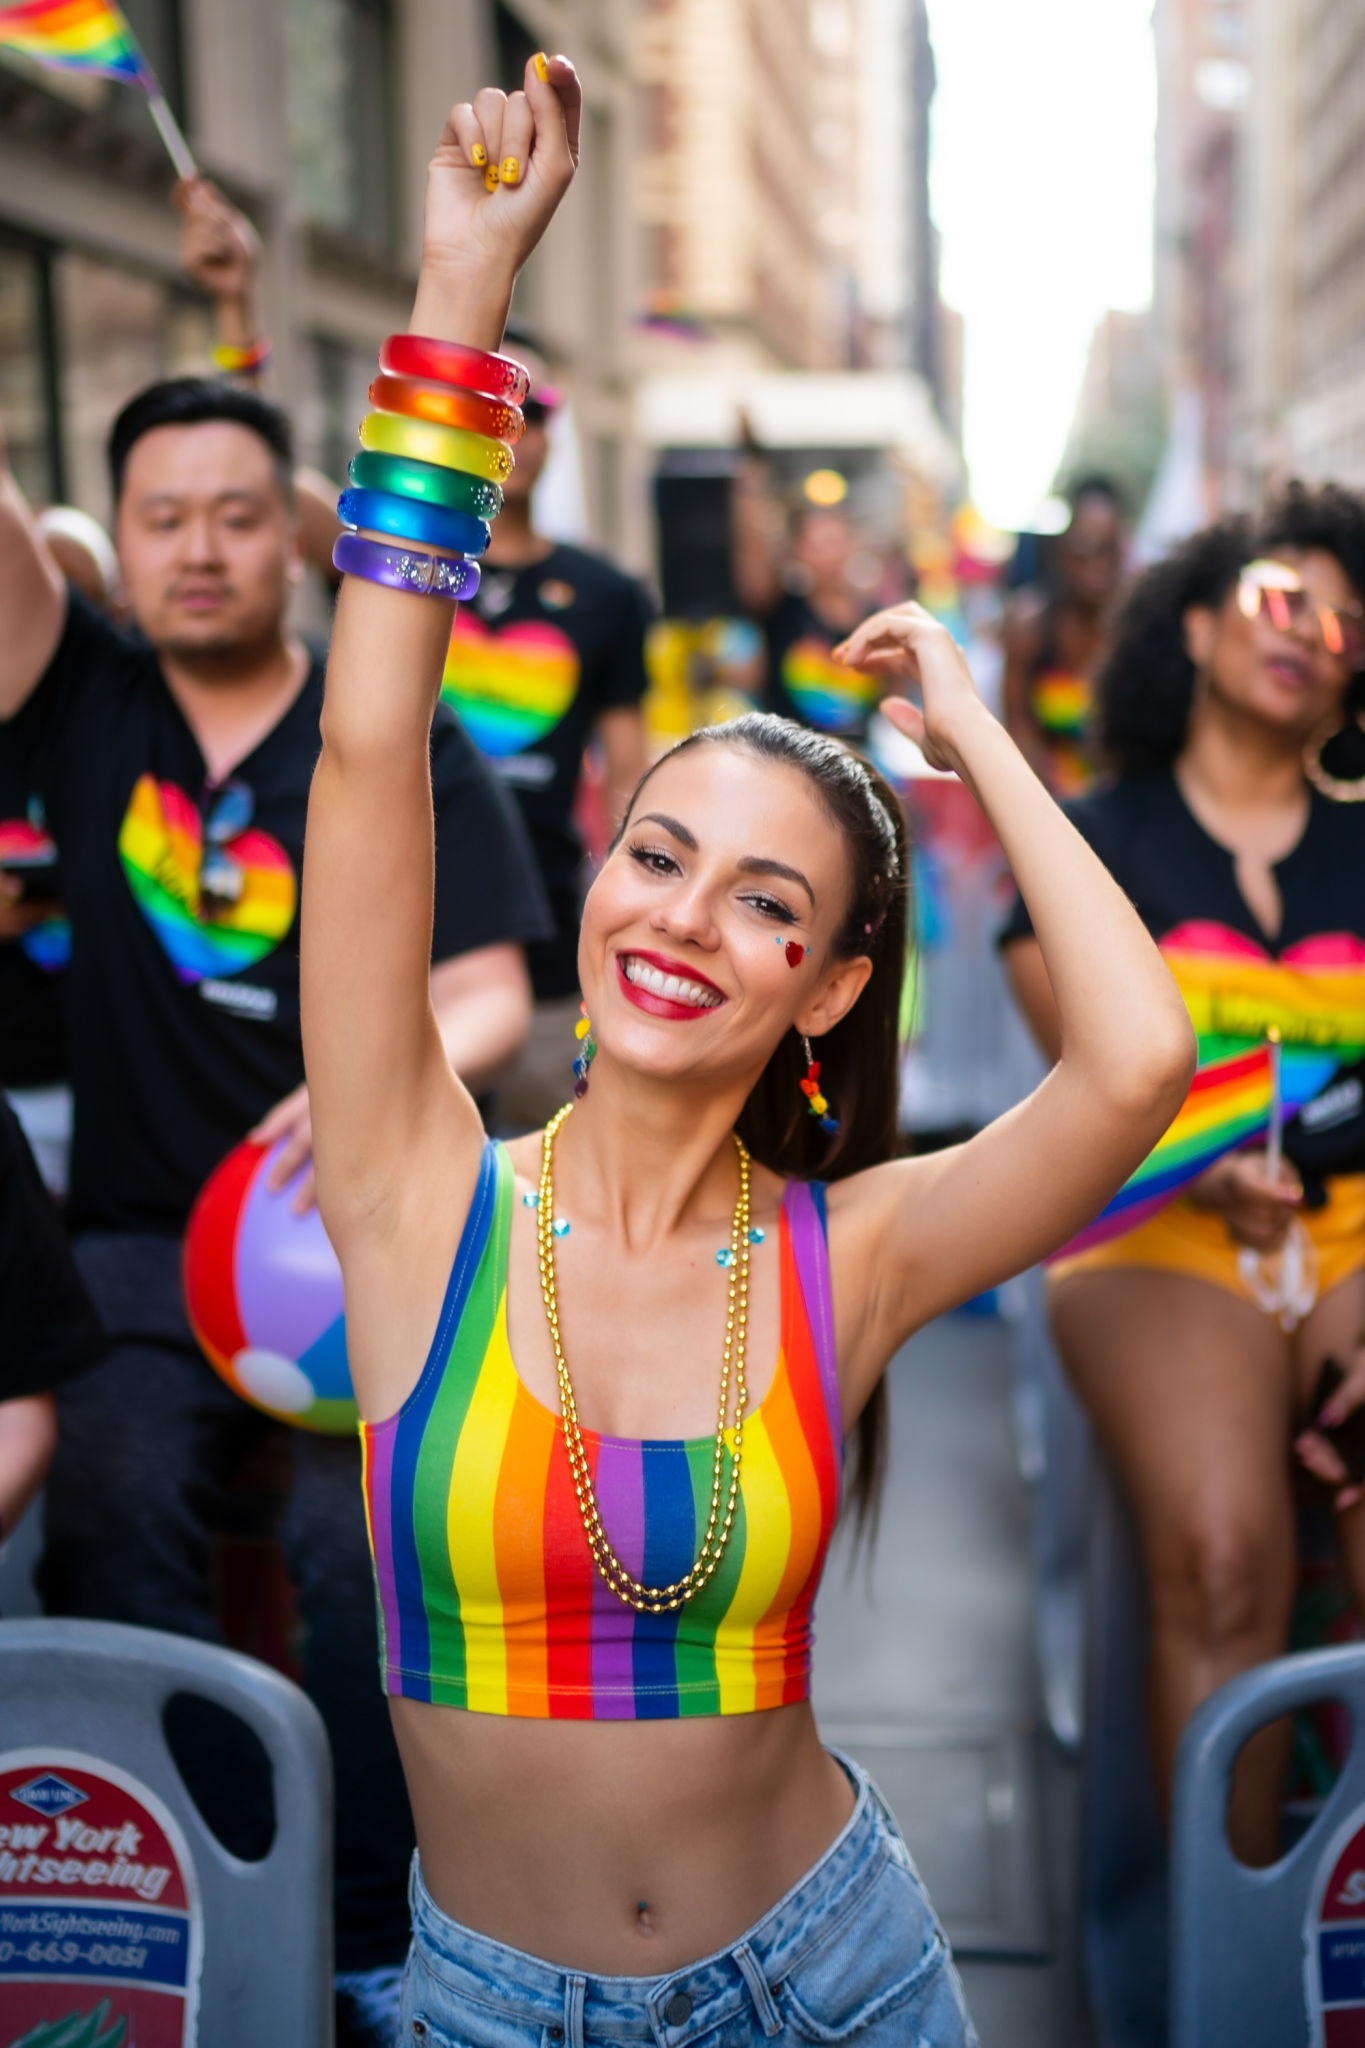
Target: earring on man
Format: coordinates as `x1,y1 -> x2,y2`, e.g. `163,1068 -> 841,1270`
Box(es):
572,1002 -> 597,1098
798,1033 -> 839,1134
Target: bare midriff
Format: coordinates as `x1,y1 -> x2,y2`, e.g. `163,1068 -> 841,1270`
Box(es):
390,1696 -> 856,1974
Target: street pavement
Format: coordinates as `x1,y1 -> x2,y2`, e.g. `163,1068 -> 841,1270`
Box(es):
813,1308 -> 1095,2047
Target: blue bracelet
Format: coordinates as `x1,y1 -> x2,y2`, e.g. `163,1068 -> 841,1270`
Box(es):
332,531 -> 481,601
337,487 -> 491,559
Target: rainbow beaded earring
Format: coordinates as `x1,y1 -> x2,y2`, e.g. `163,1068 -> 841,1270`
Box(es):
799,1033 -> 839,1134
572,1002 -> 597,1098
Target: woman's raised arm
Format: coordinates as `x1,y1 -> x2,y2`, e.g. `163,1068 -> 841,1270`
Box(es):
301,58 -> 579,1289
830,605 -> 1196,1389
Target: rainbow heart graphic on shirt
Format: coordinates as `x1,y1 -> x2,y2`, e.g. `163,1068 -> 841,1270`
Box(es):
117,774 -> 297,985
0,814 -> 71,971
1160,920 -> 1365,1104
781,635 -> 877,733
441,613 -> 580,757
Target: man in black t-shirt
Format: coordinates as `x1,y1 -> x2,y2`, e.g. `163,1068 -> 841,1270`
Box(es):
440,328 -> 652,1126
0,380 -> 549,2014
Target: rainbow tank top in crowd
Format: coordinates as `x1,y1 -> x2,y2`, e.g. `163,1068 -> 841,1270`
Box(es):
360,1141 -> 844,1718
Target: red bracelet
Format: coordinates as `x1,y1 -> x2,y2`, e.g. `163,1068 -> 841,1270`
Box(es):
368,374 -> 524,445
379,334 -> 530,405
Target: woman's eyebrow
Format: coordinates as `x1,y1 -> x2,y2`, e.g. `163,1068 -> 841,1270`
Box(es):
738,856 -> 815,906
635,811 -> 698,849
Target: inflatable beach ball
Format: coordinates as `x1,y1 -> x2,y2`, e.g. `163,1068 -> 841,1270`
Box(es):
183,1138 -> 356,1432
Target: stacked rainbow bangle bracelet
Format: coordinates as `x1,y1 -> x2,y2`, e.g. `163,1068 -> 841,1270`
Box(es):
333,334 -> 530,601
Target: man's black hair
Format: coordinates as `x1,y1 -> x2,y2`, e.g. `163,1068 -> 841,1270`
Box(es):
500,318 -> 547,362
107,377 -> 295,505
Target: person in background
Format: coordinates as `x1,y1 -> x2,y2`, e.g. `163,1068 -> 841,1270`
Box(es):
0,509 -> 117,1194
1002,487 -> 1365,1867
1001,475 -> 1127,795
731,443 -> 883,744
0,376 -> 548,2044
0,1095 -> 105,1552
440,319 -> 653,1128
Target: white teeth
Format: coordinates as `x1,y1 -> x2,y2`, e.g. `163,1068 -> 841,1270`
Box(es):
622,957 -> 722,1007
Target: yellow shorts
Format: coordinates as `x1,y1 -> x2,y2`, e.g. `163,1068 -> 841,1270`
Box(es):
1049,1174 -> 1365,1305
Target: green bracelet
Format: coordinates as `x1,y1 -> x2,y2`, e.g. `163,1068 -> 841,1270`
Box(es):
347,451 -> 504,523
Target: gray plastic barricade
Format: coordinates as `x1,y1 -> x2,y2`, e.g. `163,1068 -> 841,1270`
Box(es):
0,1616 -> 334,2043
1172,1643 -> 1365,2048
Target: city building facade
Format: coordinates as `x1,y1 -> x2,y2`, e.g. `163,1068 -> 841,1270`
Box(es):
0,0 -> 642,563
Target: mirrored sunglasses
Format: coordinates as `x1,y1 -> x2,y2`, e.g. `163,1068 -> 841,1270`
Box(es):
1237,558 -> 1365,665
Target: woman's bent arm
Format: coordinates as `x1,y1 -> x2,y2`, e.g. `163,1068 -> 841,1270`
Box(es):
830,606 -> 1195,1388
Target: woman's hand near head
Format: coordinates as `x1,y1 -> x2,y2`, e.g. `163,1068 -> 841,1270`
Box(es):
834,602 -> 985,773
411,55 -> 581,349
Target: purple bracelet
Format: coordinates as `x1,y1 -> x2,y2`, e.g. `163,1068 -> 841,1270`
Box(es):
332,531 -> 481,601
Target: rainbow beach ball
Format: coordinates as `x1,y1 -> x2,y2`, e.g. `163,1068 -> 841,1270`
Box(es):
183,1138 -> 356,1432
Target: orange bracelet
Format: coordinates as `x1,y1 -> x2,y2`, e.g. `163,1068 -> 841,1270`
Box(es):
368,374 -> 524,445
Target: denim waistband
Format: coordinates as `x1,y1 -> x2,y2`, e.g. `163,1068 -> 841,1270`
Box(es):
407,1749 -> 912,2046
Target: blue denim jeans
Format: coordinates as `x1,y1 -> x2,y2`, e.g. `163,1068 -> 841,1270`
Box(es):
400,1752 -> 978,2047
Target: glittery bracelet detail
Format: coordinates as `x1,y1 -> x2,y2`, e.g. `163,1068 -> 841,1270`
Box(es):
347,451 -> 503,521
379,334 -> 530,405
337,487 -> 491,558
368,374 -> 524,445
358,411 -> 514,484
332,531 -> 481,601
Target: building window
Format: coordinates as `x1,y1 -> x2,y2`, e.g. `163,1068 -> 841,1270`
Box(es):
53,253 -> 210,522
0,236 -> 59,506
287,0 -> 398,253
311,336 -> 376,487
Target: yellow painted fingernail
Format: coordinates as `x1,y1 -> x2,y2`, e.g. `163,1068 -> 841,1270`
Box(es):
483,165 -> 500,191
534,51 -> 548,81
471,143 -> 487,167
500,156 -> 520,186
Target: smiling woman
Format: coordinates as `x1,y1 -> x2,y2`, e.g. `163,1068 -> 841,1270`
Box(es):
299,48 -> 1196,2048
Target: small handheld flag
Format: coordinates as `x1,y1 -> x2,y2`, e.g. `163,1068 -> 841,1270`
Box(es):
0,0 -> 197,176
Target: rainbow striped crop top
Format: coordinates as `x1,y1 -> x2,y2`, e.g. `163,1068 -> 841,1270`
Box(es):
360,1141 -> 844,1719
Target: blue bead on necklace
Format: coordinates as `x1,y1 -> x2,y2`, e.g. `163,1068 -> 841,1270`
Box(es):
526,1190 -> 763,1263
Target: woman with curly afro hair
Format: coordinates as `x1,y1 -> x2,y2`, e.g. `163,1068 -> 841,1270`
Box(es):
1002,483 -> 1365,1865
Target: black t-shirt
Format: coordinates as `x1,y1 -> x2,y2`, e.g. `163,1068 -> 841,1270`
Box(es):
440,542 -> 652,999
5,590 -> 550,1233
0,1095 -> 105,1398
763,593 -> 878,740
1000,770 -> 1365,1182
0,741 -> 69,1091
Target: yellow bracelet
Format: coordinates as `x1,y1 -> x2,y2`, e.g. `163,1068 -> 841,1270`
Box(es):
358,411 -> 514,484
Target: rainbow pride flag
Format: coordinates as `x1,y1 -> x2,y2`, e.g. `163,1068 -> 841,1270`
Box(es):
1053,1043 -> 1282,1259
0,0 -> 150,82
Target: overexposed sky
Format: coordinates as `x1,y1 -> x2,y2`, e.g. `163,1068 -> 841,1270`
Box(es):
925,0 -> 1158,528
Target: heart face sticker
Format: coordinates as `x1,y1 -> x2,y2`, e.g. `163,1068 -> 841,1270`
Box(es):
785,940 -> 808,968
118,774 -> 297,985
442,612 -> 580,756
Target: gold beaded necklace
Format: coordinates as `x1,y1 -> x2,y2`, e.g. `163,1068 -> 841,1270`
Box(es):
535,1102 -> 752,1614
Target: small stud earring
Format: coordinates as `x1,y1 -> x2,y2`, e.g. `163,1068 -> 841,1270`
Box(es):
798,1032 -> 839,1134
571,1001 -> 597,1099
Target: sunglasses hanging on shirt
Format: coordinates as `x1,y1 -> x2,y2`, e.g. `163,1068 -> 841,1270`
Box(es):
198,777 -> 254,914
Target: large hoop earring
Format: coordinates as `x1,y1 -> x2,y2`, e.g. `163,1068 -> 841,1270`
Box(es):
1303,711 -> 1365,802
